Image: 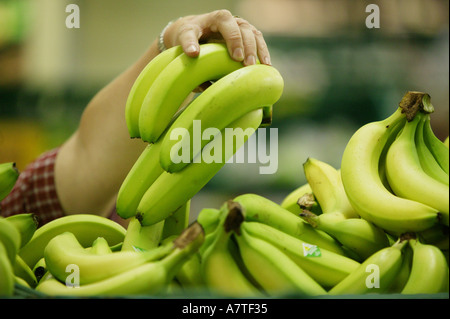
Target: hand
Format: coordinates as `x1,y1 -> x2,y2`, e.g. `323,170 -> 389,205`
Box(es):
162,10 -> 271,66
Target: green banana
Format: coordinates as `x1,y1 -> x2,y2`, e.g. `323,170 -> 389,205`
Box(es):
300,210 -> 390,262
44,231 -> 175,285
340,96 -> 439,234
201,204 -> 260,297
234,222 -> 327,297
158,63 -> 284,173
135,108 -> 264,226
125,45 -> 184,138
32,257 -> 47,284
19,214 -> 126,268
13,255 -> 37,288
303,157 -> 359,218
385,111 -> 449,226
416,114 -> 449,185
36,222 -> 205,297
328,238 -> 408,295
121,217 -> 164,252
174,251 -> 205,290
239,220 -> 360,289
196,207 -> 221,235
401,239 -> 449,294
423,114 -> 449,174
6,213 -> 39,248
280,183 -> 322,216
444,136 -> 449,148
0,162 -> 19,201
388,244 -> 413,293
0,216 -> 21,264
139,43 -> 244,143
0,241 -> 14,296
162,200 -> 190,240
90,237 -> 113,255
230,193 -> 345,256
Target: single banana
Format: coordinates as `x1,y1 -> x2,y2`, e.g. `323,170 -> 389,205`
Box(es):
230,194 -> 345,256
13,255 -> 37,288
0,241 -> 14,296
121,217 -> 165,252
340,98 -> 439,234
6,213 -> 39,248
303,158 -> 359,219
444,136 -> 449,148
136,108 -> 263,226
416,114 -> 449,185
234,223 -> 327,297
125,45 -> 184,138
328,238 -> 408,295
162,200 -> 190,240
44,231 -> 175,285
201,204 -> 260,297
385,111 -> 449,226
401,239 -> 449,294
300,210 -> 390,262
423,114 -> 449,174
32,257 -> 47,284
388,244 -> 413,293
19,214 -> 126,268
280,183 -> 322,216
196,207 -> 221,235
0,162 -> 19,201
174,251 -> 205,290
139,43 -> 245,143
239,220 -> 360,289
90,237 -> 113,255
158,63 -> 284,173
36,222 -> 205,297
0,216 -> 21,264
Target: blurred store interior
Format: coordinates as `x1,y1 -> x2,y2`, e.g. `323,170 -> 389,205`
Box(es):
0,0 -> 449,219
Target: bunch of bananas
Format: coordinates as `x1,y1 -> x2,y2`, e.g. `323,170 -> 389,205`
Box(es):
0,211 -> 205,297
116,42 -> 284,232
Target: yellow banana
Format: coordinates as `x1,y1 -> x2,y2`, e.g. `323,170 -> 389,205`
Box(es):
328,238 -> 408,295
19,214 -> 126,268
201,206 -> 260,297
0,241 -> 14,296
230,194 -> 345,256
0,162 -> 19,201
136,108 -> 263,226
385,111 -> 449,226
158,63 -> 284,173
423,114 -> 449,174
36,222 -> 204,297
234,223 -> 327,297
125,45 -> 184,138
340,96 -> 439,234
44,231 -> 175,285
416,114 -> 449,185
303,158 -> 359,219
239,220 -> 360,289
401,238 -> 449,294
121,217 -> 164,252
300,210 -> 390,262
139,43 -> 244,143
6,213 -> 39,248
388,243 -> 413,293
0,216 -> 21,264
280,183 -> 323,216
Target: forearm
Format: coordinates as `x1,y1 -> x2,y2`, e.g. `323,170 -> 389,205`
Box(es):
54,40 -> 160,216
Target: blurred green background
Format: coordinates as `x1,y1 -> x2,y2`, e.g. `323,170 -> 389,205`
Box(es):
0,0 -> 448,218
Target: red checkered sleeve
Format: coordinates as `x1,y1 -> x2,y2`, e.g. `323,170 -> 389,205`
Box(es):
0,148 -> 65,225
1,148 -> 126,227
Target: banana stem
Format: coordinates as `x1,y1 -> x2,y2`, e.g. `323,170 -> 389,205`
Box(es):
399,91 -> 434,121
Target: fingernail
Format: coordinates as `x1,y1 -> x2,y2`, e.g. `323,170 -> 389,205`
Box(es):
264,56 -> 272,65
233,47 -> 244,61
186,44 -> 198,54
245,55 -> 256,66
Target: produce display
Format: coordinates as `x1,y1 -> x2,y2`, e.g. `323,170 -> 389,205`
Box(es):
0,44 -> 448,298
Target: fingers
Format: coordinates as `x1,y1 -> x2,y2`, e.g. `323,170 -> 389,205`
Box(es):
163,10 -> 271,66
